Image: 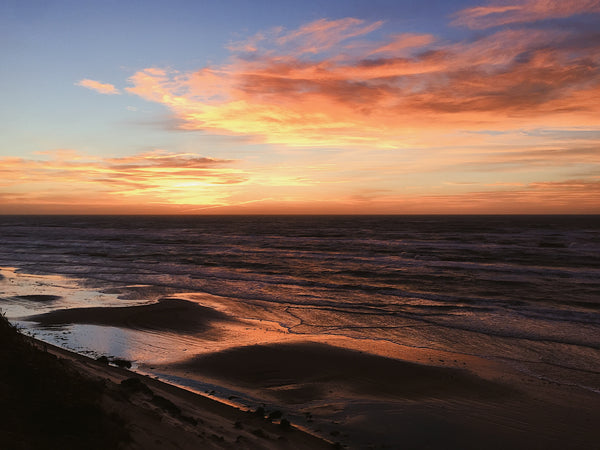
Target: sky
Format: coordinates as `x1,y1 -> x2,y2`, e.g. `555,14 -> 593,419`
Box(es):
1,0 -> 599,214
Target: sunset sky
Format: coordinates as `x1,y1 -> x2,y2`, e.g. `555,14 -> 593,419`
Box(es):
1,0 -> 599,214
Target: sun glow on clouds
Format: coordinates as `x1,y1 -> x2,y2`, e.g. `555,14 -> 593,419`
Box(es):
126,6 -> 600,150
0,150 -> 248,212
0,149 -> 352,213
4,1 -> 600,214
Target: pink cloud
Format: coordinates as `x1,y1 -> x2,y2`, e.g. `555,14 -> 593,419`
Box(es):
228,18 -> 384,57
275,18 -> 383,55
76,79 -> 121,95
369,33 -> 435,55
453,0 -> 600,29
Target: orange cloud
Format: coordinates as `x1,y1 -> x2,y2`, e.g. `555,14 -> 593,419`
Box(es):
2,145 -> 598,214
76,79 -> 120,95
126,14 -> 600,149
453,0 -> 600,29
0,150 -> 247,209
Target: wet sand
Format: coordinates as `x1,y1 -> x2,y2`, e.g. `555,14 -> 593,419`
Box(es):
164,342 -> 600,449
168,341 -> 508,402
22,299 -> 600,449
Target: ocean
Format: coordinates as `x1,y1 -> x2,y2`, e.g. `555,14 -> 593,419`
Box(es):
1,215 -> 599,426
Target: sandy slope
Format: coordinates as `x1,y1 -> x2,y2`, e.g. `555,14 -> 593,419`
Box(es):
37,340 -> 332,449
15,298 -> 600,449
0,313 -> 331,450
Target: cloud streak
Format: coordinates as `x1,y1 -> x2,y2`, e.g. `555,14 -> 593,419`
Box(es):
0,150 -> 246,209
452,0 -> 600,29
2,145 -> 598,213
76,79 -> 121,95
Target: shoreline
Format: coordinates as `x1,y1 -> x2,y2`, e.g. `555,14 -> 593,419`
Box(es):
5,320 -> 333,449
2,266 -> 600,448
22,329 -> 600,450
4,309 -> 600,449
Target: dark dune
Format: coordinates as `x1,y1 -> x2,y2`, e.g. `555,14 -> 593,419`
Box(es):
26,298 -> 231,334
170,341 -> 506,402
14,294 -> 62,302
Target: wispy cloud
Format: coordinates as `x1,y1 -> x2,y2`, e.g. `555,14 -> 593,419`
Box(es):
125,9 -> 600,149
76,79 -> 121,95
0,150 -> 246,209
368,33 -> 436,55
452,0 -> 600,29
345,179 -> 600,214
228,18 -> 383,56
2,146 -> 598,213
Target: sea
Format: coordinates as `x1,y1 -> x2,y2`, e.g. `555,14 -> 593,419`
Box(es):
1,215 -> 599,400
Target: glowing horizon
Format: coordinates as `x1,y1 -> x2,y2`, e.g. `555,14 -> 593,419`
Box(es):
1,0 -> 599,214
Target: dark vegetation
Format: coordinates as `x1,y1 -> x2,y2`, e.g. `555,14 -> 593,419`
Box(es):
251,406 -> 293,432
113,358 -> 132,369
96,355 -> 132,369
151,394 -> 182,416
0,313 -> 129,450
119,377 -> 199,426
120,377 -> 153,396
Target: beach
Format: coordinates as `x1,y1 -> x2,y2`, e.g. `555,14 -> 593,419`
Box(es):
163,342 -> 599,449
1,215 -> 599,448
4,292 -> 599,449
0,313 -> 332,449
3,0 -> 600,444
